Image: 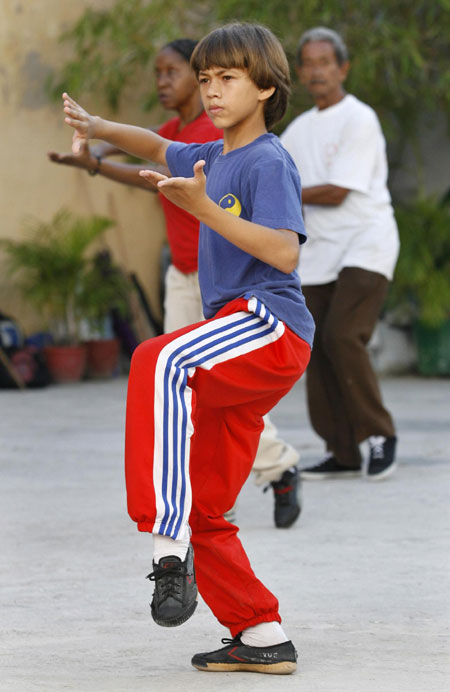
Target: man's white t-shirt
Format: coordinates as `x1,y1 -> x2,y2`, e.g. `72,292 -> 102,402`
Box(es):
281,94 -> 399,285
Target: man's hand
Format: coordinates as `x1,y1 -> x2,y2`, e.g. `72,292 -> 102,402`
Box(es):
62,92 -> 98,154
47,140 -> 97,171
139,160 -> 208,216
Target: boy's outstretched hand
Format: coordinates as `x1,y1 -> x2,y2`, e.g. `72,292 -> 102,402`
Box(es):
62,92 -> 97,154
139,160 -> 208,217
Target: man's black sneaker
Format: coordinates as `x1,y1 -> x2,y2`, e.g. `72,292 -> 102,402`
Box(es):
191,635 -> 297,674
270,467 -> 302,528
367,435 -> 397,481
146,544 -> 197,627
300,454 -> 361,479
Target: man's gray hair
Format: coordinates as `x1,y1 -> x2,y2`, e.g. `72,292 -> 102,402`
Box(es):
296,27 -> 348,66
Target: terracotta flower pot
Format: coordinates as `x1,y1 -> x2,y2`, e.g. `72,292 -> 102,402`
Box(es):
43,345 -> 87,383
85,338 -> 120,378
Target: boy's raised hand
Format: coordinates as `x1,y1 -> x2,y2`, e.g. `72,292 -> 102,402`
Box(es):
139,160 -> 208,216
62,92 -> 97,154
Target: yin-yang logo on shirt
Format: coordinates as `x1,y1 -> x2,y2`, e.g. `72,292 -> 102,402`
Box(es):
219,193 -> 242,217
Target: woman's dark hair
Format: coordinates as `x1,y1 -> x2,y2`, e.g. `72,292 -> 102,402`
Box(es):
191,23 -> 290,130
163,39 -> 198,64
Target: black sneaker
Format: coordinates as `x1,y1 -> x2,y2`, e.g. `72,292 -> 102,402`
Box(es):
191,635 -> 297,674
146,544 -> 197,627
300,454 -> 361,479
269,467 -> 302,528
367,435 -> 397,481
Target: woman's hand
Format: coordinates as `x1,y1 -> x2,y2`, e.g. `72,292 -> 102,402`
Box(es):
47,140 -> 97,171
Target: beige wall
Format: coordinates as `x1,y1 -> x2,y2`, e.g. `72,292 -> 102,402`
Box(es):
0,0 -> 167,332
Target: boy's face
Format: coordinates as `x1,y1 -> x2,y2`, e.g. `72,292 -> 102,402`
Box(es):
197,66 -> 274,131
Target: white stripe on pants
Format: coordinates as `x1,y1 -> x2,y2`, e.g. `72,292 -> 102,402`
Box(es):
163,264 -> 299,483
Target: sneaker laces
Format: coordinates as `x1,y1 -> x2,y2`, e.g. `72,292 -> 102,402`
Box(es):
146,562 -> 187,603
221,635 -> 242,645
369,436 -> 386,459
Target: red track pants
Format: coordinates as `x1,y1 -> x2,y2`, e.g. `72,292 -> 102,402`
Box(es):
125,296 -> 310,636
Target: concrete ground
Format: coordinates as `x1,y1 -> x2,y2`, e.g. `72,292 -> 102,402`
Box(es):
1,375 -> 449,692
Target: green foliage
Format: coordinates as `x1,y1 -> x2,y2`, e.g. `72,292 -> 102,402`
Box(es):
47,0 -> 450,150
45,2 -> 450,334
48,0 -> 211,110
78,251 -> 130,332
0,209 -> 115,344
389,197 -> 450,327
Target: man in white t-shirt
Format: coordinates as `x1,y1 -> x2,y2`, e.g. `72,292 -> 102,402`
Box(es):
281,27 -> 399,481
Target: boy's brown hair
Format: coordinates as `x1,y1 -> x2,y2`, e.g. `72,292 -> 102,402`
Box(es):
191,23 -> 290,130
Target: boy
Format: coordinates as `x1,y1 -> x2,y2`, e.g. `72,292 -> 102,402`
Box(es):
63,23 -> 314,674
52,38 -> 303,528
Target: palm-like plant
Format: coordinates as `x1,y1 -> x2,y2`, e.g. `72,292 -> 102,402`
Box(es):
1,209 -> 114,344
78,249 -> 130,335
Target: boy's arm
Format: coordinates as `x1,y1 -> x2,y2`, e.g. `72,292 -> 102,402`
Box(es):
62,93 -> 170,166
89,125 -> 160,158
141,161 -> 299,274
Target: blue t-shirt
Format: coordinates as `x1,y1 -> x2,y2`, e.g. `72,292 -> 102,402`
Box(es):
166,133 -> 315,346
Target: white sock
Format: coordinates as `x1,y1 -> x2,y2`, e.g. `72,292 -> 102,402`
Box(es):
241,622 -> 289,647
152,525 -> 190,563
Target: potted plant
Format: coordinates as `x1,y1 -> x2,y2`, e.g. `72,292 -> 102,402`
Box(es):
78,250 -> 130,378
388,195 -> 450,375
0,208 -> 114,382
